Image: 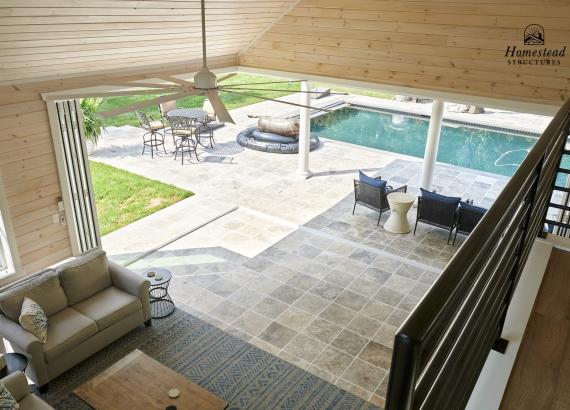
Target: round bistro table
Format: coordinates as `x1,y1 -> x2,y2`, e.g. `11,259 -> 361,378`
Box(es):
143,268 -> 175,318
385,192 -> 416,234
166,109 -> 208,121
0,353 -> 28,378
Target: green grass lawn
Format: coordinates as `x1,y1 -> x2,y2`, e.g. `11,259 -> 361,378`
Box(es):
100,73 -> 393,127
90,161 -> 193,236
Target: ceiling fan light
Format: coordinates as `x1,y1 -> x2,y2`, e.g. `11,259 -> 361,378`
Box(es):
194,67 -> 217,90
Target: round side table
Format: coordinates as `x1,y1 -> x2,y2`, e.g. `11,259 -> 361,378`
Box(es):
143,268 -> 175,318
0,353 -> 28,378
385,192 -> 416,234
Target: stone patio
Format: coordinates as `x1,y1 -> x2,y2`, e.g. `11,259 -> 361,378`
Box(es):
91,94 -> 538,406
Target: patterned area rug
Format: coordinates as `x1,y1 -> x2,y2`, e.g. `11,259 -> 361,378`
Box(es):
42,309 -> 378,409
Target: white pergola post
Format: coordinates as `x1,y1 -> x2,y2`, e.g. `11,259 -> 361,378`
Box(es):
297,80 -> 312,179
420,100 -> 445,190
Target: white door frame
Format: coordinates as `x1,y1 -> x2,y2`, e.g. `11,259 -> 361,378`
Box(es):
46,99 -> 101,256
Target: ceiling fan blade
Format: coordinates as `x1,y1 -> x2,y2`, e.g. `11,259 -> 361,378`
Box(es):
78,88 -> 180,99
220,87 -> 348,95
99,90 -> 201,118
217,73 -> 237,83
220,89 -> 332,113
107,81 -> 178,89
206,90 -> 234,124
221,80 -> 304,88
159,75 -> 194,87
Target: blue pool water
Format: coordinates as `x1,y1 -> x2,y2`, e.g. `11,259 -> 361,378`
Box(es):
311,107 -> 538,177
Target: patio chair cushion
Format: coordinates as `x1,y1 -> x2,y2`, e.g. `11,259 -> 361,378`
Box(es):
149,121 -> 165,131
173,129 -> 195,137
459,201 -> 487,214
420,188 -> 461,207
359,171 -> 387,191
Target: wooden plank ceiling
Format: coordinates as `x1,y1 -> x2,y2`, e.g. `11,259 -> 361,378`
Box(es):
0,0 -> 298,85
240,0 -> 570,106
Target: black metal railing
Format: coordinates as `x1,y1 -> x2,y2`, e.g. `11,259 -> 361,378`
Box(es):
385,98 -> 570,410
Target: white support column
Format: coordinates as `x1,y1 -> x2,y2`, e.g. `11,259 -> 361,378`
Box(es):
420,100 -> 445,190
297,80 -> 312,179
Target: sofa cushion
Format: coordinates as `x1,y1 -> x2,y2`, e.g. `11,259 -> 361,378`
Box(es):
43,308 -> 97,363
19,297 -> 48,344
18,393 -> 55,410
57,250 -> 110,305
72,287 -> 141,331
0,270 -> 67,322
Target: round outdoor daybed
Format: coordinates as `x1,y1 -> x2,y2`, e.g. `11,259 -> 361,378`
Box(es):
236,126 -> 320,154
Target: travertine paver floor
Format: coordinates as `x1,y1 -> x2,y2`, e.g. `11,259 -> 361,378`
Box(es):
95,94 -> 520,406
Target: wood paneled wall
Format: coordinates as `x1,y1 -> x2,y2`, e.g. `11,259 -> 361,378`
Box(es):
0,87 -> 71,276
0,0 -> 296,85
240,0 -> 570,106
0,55 -> 235,277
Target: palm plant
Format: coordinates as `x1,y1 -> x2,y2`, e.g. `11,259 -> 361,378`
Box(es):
81,98 -> 105,145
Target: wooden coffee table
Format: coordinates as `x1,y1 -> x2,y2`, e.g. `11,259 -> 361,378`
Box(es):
74,350 -> 227,410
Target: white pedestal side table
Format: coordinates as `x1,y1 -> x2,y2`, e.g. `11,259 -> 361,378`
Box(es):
385,192 -> 416,233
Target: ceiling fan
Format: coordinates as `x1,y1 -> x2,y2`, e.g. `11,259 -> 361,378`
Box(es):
98,0 -> 345,123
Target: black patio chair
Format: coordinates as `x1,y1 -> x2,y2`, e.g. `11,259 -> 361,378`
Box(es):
414,188 -> 461,244
135,111 -> 166,158
452,201 -> 487,245
353,171 -> 407,225
168,116 -> 199,165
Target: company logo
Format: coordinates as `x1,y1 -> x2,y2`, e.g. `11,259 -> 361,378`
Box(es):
505,24 -> 565,66
524,24 -> 545,45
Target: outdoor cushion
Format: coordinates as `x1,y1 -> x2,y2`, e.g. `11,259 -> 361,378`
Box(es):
72,286 -> 141,331
19,297 -> 48,344
148,120 -> 165,130
459,201 -> 487,214
43,307 -> 97,363
172,129 -> 195,137
359,171 -> 387,191
57,249 -> 110,305
0,270 -> 67,322
420,188 -> 461,207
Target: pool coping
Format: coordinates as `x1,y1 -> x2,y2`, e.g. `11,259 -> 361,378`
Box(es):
344,95 -> 551,136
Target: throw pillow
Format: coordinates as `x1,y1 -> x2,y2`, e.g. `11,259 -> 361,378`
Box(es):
0,381 -> 18,410
359,171 -> 387,191
19,297 -> 48,344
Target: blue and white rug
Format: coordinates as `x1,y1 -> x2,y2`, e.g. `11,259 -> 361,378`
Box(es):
43,309 -> 378,409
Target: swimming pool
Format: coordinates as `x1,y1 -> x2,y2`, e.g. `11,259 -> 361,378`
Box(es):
311,106 -> 538,177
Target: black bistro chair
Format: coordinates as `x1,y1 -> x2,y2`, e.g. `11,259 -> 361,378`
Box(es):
452,201 -> 487,245
168,116 -> 199,165
353,171 -> 407,225
135,111 -> 166,158
414,188 -> 461,244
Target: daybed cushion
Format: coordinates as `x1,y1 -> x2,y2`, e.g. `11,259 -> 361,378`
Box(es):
72,287 -> 141,331
359,171 -> 387,191
0,270 -> 67,322
58,250 -> 110,305
44,308 -> 97,363
420,188 -> 461,207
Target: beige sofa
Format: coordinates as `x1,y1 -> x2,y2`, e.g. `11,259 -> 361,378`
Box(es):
1,372 -> 54,409
0,250 -> 150,389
